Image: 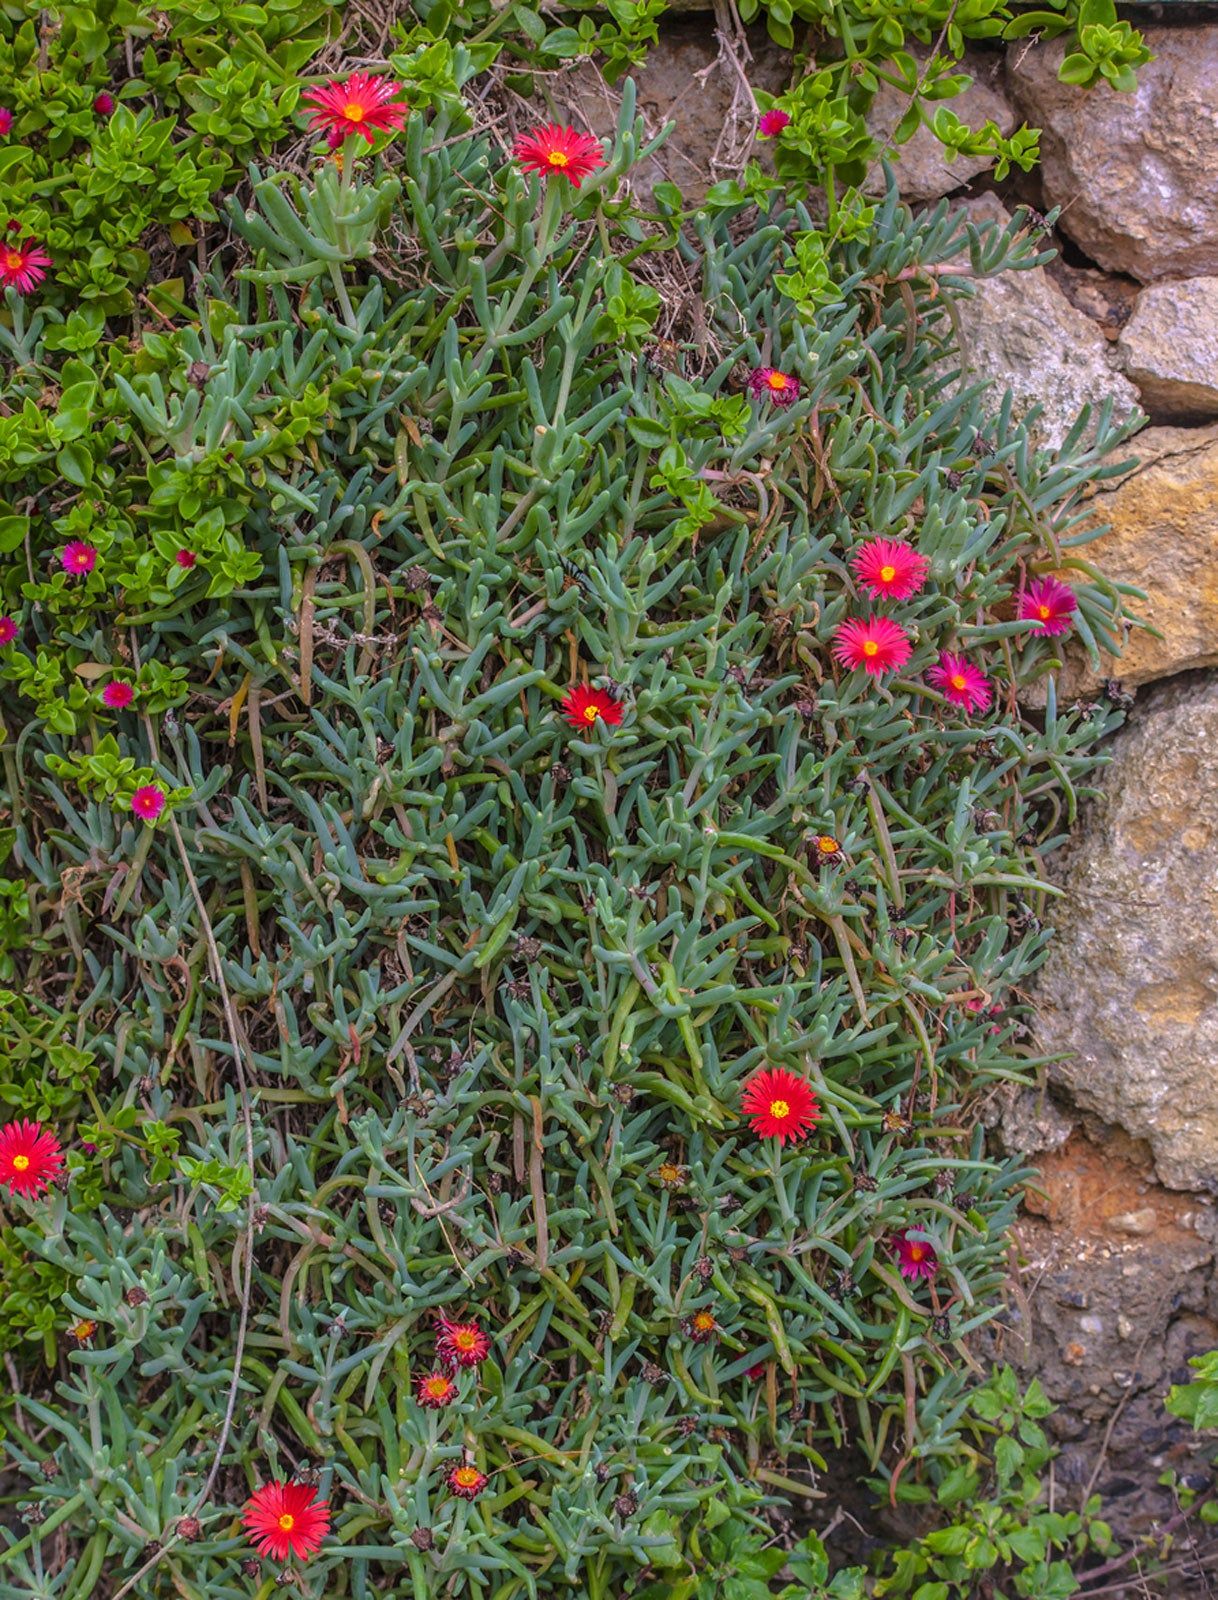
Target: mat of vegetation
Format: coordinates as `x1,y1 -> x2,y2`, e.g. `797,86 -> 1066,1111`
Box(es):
0,1 -> 1147,1596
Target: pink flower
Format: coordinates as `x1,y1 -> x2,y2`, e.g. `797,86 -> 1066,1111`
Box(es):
60,541 -> 98,576
101,681 -> 134,711
892,1229 -> 938,1282
1,240 -> 50,295
926,651 -> 992,715
832,615 -> 912,677
851,538 -> 929,602
748,366 -> 800,407
93,91 -> 115,115
0,615 -> 16,646
758,108 -> 790,139
303,73 -> 409,149
175,549 -> 198,569
0,109 -> 11,138
131,785 -> 166,823
1018,575 -> 1077,638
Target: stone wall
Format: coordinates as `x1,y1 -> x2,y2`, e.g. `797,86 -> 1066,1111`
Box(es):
571,13 -> 1218,1588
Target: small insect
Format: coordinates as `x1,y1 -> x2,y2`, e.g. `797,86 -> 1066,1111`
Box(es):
559,556 -> 593,595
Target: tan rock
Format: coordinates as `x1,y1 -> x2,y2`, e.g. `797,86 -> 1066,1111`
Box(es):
946,195 -> 1140,449
1006,28 -> 1218,282
866,50 -> 1016,202
1062,425 -> 1218,692
1116,277 -> 1218,422
1037,676 -> 1218,1189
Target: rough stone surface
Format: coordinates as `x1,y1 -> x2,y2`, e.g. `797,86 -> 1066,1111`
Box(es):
947,195 -> 1140,448
563,21 -> 790,203
866,50 -> 1015,202
1006,29 -> 1218,282
1047,260 -> 1139,344
989,1126 -> 1218,1591
1056,424 -> 1218,695
1036,676 -> 1218,1191
1117,276 -> 1218,421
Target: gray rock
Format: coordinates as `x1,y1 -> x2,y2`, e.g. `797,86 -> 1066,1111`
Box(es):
1117,277 -> 1218,421
946,195 -> 1140,448
1006,28 -> 1218,282
1037,676 -> 1218,1190
866,50 -> 1016,202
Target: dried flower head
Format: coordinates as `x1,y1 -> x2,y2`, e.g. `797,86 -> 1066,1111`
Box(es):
684,1309 -> 718,1343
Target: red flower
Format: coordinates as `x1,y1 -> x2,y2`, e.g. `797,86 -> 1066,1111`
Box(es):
1018,575 -> 1077,638
851,538 -> 929,601
242,1481 -> 330,1564
0,615 -> 17,646
0,109 -> 11,137
513,123 -> 606,189
303,73 -> 408,149
175,548 -> 198,569
415,1370 -> 458,1409
740,1066 -> 821,1146
926,651 -> 992,715
92,91 -> 115,115
131,785 -> 166,822
447,1464 -> 488,1500
892,1230 -> 938,1282
0,1120 -> 64,1197
757,108 -> 790,138
60,541 -> 97,576
832,616 -> 912,677
561,684 -> 623,731
436,1313 -> 490,1368
101,681 -> 134,711
748,367 -> 800,407
745,1361 -> 766,1380
1,240 -> 50,295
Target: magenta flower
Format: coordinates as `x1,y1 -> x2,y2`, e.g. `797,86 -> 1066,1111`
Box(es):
131,785 -> 166,823
0,109 -> 11,138
175,549 -> 198,569
832,615 -> 912,677
926,651 -> 992,715
101,681 -> 134,710
0,615 -> 16,647
93,91 -> 115,115
60,541 -> 97,576
1,240 -> 50,295
1018,576 -> 1077,638
892,1229 -> 938,1282
758,108 -> 790,139
851,537 -> 929,602
748,367 -> 800,407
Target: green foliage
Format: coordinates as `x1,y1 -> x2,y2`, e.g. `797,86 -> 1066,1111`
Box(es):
1167,1352 -> 1218,1435
0,5 -> 1149,1597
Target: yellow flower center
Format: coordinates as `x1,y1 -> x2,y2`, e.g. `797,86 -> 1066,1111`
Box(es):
862,640 -> 879,657
694,1312 -> 715,1331
1037,605 -> 1051,621
73,1321 -> 96,1340
879,565 -> 896,582
583,704 -> 599,722
658,1163 -> 682,1183
817,836 -> 840,854
767,371 -> 788,390
5,251 -> 24,272
950,674 -> 967,691
454,1329 -> 476,1349
12,1154 -> 29,1171
425,1377 -> 450,1398
278,1513 -> 296,1531
547,150 -> 569,168
455,1467 -> 481,1488
908,1243 -> 925,1261
769,1099 -> 790,1119
343,103 -> 366,122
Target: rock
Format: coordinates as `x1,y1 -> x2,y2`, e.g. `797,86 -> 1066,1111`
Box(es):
1006,29 -> 1218,282
1109,1209 -> 1159,1237
866,50 -> 1016,202
1036,676 -> 1218,1190
1047,260 -> 1139,343
946,195 -> 1140,448
1116,277 -> 1218,421
1060,424 -> 1218,693
562,21 -> 790,204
